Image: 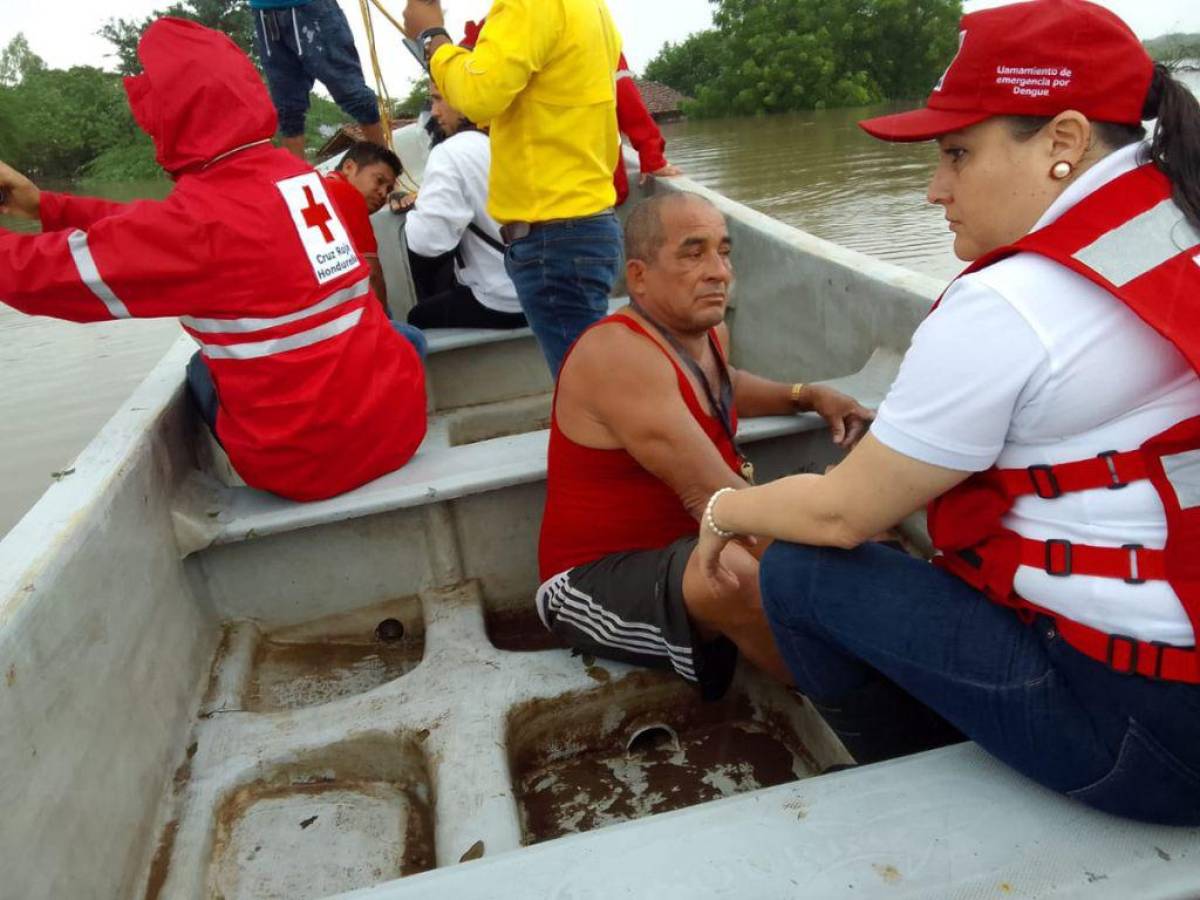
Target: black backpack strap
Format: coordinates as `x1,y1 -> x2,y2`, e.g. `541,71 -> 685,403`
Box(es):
466,221 -> 507,255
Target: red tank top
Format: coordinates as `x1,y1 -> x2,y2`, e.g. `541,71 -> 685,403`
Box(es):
538,315 -> 742,580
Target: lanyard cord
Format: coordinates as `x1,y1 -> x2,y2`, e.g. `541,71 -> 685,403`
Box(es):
626,302 -> 742,456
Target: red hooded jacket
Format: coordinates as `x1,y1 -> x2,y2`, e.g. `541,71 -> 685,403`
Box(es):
460,21 -> 666,205
0,19 -> 426,501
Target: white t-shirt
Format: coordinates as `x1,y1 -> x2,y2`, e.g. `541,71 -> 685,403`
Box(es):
874,143 -> 1200,645
405,130 -> 522,315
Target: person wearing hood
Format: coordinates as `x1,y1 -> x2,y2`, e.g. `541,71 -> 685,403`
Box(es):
0,18 -> 427,503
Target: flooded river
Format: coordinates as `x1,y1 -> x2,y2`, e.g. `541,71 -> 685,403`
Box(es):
2,73 -> 1198,536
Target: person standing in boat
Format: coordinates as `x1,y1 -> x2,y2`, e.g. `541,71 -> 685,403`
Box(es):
252,0 -> 389,159
0,18 -> 428,503
695,0 -> 1200,825
323,140 -> 404,311
457,18 -> 683,206
402,0 -> 624,376
537,192 -> 874,698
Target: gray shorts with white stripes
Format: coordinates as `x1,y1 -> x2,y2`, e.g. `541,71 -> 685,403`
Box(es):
536,536 -> 738,699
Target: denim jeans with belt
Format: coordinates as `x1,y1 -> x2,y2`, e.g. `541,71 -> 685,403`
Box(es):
503,212 -> 623,376
759,540 -> 1200,826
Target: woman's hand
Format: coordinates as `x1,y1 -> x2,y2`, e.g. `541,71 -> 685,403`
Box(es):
0,161 -> 40,220
696,518 -> 738,594
806,385 -> 875,449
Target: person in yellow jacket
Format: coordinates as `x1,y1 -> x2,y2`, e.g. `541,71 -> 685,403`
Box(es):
403,0 -> 624,375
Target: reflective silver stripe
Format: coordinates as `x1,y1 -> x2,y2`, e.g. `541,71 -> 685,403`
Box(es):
67,230 -> 130,319
182,278 -> 370,335
199,308 -> 362,361
1162,448 -> 1200,510
615,70 -> 634,82
1073,199 -> 1200,287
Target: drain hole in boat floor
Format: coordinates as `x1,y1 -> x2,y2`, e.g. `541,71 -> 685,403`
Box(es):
515,709 -> 811,844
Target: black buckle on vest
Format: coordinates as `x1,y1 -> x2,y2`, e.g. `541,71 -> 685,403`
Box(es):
1044,539 -> 1073,576
1028,465 -> 1062,499
1122,543 -> 1146,585
1098,451 -> 1129,490
1106,633 -> 1139,676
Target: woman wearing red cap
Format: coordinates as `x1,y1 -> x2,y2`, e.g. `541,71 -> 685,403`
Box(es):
696,0 -> 1200,824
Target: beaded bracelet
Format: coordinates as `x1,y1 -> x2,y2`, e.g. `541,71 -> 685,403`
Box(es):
704,487 -> 737,539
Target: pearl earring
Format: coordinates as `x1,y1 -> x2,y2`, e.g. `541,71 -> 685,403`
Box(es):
1051,161 -> 1073,180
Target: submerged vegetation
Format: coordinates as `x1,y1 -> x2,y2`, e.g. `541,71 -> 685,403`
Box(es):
645,0 -> 964,117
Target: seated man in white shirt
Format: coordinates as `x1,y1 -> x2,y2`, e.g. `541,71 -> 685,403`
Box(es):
401,84 -> 526,329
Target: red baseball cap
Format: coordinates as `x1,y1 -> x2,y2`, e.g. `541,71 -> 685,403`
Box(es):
859,0 -> 1154,142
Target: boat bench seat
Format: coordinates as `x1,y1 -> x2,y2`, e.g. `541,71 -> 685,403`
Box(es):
422,297 -> 629,411
349,740 -> 1200,899
176,347 -> 902,555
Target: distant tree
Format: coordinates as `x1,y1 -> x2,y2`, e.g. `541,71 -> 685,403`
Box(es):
644,31 -> 723,98
645,0 -> 962,118
393,79 -> 431,118
3,66 -> 143,177
0,34 -> 46,88
100,0 -> 256,76
305,93 -> 353,150
1144,33 -> 1200,66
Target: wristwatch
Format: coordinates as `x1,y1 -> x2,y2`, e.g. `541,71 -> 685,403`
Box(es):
418,26 -> 451,57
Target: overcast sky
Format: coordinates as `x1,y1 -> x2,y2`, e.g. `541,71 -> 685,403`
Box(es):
8,0 -> 1198,97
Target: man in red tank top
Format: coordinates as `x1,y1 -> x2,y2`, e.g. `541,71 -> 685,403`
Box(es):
537,193 -> 874,697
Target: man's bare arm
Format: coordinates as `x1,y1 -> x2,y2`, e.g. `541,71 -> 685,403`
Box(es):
714,324 -> 875,447
565,325 -> 746,518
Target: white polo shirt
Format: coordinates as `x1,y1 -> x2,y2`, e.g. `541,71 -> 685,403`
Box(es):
874,142 -> 1200,645
405,130 -> 522,315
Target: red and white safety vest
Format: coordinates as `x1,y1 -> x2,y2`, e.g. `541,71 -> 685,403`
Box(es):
929,163 -> 1200,683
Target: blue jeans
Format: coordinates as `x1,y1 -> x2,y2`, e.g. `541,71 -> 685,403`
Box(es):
503,212 -> 623,376
253,0 -> 380,137
186,321 -> 426,433
759,541 -> 1200,826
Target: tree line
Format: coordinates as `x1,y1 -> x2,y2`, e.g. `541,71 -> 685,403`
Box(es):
645,0 -> 964,118
1143,34 -> 1200,67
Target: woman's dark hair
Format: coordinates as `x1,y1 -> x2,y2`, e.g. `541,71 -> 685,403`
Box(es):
1142,63 -> 1200,230
1006,63 -> 1200,230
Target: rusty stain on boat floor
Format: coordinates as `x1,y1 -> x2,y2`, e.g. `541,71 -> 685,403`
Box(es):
245,639 -> 423,711
516,719 -> 805,843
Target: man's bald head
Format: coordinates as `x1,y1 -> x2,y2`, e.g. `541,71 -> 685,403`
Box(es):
623,191 -> 732,334
624,192 -> 721,265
